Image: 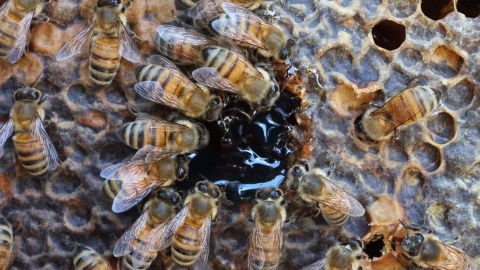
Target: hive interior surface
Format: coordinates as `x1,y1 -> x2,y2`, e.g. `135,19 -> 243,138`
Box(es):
0,0 -> 478,269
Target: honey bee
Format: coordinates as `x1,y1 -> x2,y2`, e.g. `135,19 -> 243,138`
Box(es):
248,188 -> 287,270
0,87 -> 59,177
301,239 -> 366,270
145,180 -> 220,267
55,0 -> 140,86
0,0 -> 48,63
356,86 -> 439,142
73,246 -> 112,270
287,164 -> 365,226
396,223 -> 479,270
193,45 -> 279,108
116,114 -> 209,154
103,179 -> 122,201
154,25 -> 214,65
100,149 -> 189,213
134,55 -> 223,121
0,215 -> 13,270
210,2 -> 295,60
114,188 -> 182,270
187,0 -> 262,28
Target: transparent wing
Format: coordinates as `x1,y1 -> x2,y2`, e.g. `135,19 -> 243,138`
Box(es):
0,119 -> 14,158
100,161 -> 150,181
427,243 -> 477,270
0,0 -> 12,19
148,205 -> 189,251
119,20 -> 141,63
32,117 -> 59,171
145,54 -> 180,71
112,182 -> 157,213
300,258 -> 327,270
194,217 -> 212,269
248,218 -> 282,270
8,11 -> 33,64
317,177 -> 365,217
113,210 -> 149,257
136,119 -> 188,133
55,22 -> 94,61
192,67 -> 238,94
134,81 -> 186,111
188,0 -> 224,27
131,144 -> 176,163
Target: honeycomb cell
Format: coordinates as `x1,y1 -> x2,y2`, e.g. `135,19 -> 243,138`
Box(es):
319,47 -> 353,79
12,54 -> 44,86
371,20 -> 406,50
48,171 -> 81,195
387,0 -> 417,18
329,84 -> 379,116
367,195 -> 405,225
443,79 -> 475,110
30,23 -> 63,57
412,142 -> 442,172
427,112 -> 456,144
383,67 -> 412,95
384,142 -> 409,163
64,200 -> 92,232
23,235 -> 45,256
456,0 -> 480,18
426,203 -> 452,233
429,45 -> 464,78
67,84 -> 96,105
77,110 -> 108,131
421,0 -> 454,20
402,166 -> 426,186
398,48 -> 425,72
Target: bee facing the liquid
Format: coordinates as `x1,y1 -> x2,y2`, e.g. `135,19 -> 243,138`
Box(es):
55,0 -> 140,86
0,87 -> 58,177
73,245 -> 112,270
301,239 -> 369,270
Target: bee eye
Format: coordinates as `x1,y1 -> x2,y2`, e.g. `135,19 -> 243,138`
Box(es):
255,191 -> 264,199
176,154 -> 188,164
292,165 -> 302,177
211,190 -> 219,198
270,189 -> 282,199
279,49 -> 289,60
352,239 -> 363,248
211,96 -> 221,107
197,182 -> 208,192
32,91 -> 40,100
14,92 -> 22,101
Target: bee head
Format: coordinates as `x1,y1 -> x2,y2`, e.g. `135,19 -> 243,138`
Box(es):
278,39 -> 296,61
195,180 -> 220,199
204,95 -> 223,122
255,188 -> 283,202
175,154 -> 190,180
156,188 -> 182,206
97,0 -> 121,7
401,233 -> 424,257
96,4 -> 120,29
287,162 -> 309,190
14,88 -> 42,103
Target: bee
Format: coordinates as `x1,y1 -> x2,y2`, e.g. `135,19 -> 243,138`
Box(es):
192,45 -> 279,108
113,188 -> 182,270
103,179 -> 122,201
116,114 -> 209,154
287,164 -> 365,226
248,188 -> 287,270
187,0 -> 262,28
134,55 -> 223,121
55,0 -> 140,86
0,87 -> 58,177
356,86 -> 439,142
154,25 -> 214,66
146,180 -> 220,267
210,2 -> 295,60
0,215 -> 13,270
73,246 -> 112,270
396,223 -> 479,270
301,239 -> 366,270
100,149 -> 189,213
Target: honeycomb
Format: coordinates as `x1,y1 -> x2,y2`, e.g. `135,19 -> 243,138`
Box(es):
0,0 -> 478,269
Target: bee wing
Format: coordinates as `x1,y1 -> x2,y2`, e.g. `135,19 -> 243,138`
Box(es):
55,22 -> 94,61
119,20 -> 141,63
145,55 -> 180,71
134,81 -> 187,112
148,205 -> 189,251
131,145 -> 176,163
317,178 -> 365,217
0,119 -> 14,158
427,243 -> 478,270
300,258 -> 327,270
8,11 -> 34,64
0,0 -> 12,19
194,216 -> 212,269
99,161 -> 150,181
192,67 -> 238,94
112,182 -> 157,213
187,0 -> 223,27
113,210 -> 149,257
248,218 -> 282,270
32,117 -> 59,171
134,118 -> 189,134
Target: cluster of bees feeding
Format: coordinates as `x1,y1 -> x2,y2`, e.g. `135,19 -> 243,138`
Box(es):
0,0 -> 476,269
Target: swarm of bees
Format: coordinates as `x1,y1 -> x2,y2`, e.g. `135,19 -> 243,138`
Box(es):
0,0 -> 477,269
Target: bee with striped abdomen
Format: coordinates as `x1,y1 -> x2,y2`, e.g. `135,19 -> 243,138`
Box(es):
134,55 -> 223,121
356,86 -> 439,142
187,0 -> 262,28
0,87 -> 59,177
248,188 -> 286,270
0,0 -> 50,63
103,179 -> 122,201
0,215 -> 13,270
301,239 -> 367,270
114,188 -> 182,270
210,2 -> 295,60
193,45 -> 279,108
55,0 -> 140,86
100,150 -> 189,213
287,164 -> 365,226
147,180 -> 220,268
73,246 -> 112,270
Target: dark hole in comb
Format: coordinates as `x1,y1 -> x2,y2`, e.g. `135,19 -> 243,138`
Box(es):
421,0 -> 454,20
364,234 -> 384,259
456,0 -> 480,18
372,20 -> 406,51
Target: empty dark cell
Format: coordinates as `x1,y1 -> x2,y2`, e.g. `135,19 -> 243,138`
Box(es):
413,143 -> 442,172
319,47 -> 354,78
421,0 -> 454,20
427,112 -> 456,144
443,80 -> 475,110
387,143 -> 409,162
50,173 -> 81,194
67,84 -> 96,105
372,20 -> 406,50
457,0 -> 480,18
365,234 -> 384,259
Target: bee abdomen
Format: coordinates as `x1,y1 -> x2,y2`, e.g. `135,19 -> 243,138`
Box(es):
13,133 -> 48,177
172,223 -> 202,266
250,233 -> 281,270
203,46 -> 245,84
89,37 -> 121,86
121,247 -> 156,270
116,121 -> 168,150
73,247 -> 111,270
0,14 -> 21,57
103,180 -> 122,201
320,204 -> 348,226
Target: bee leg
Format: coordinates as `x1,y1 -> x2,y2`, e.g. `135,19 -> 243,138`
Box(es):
122,0 -> 133,12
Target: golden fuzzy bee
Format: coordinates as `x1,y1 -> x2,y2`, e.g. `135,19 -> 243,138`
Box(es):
356,86 -> 439,142
55,0 -> 140,86
73,246 -> 112,270
0,215 -> 13,270
210,2 -> 295,60
0,87 -> 59,177
134,55 -> 223,121
0,0 -> 48,63
187,0 -> 262,28
147,180 -> 221,267
114,188 -> 182,270
396,223 -> 479,270
100,149 -> 189,213
287,164 -> 365,226
248,188 -> 287,270
301,239 -> 368,270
